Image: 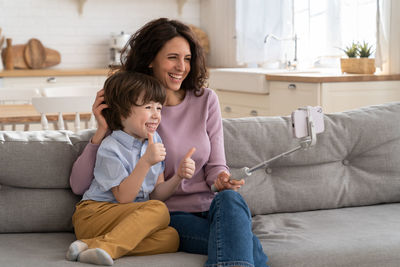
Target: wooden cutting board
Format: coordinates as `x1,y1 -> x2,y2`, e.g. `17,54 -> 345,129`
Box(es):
24,38 -> 46,69
12,44 -> 28,69
1,39 -> 61,69
43,47 -> 61,68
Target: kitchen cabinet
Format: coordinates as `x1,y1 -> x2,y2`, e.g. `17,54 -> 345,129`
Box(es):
215,89 -> 270,118
209,69 -> 400,118
268,81 -> 320,116
268,80 -> 400,115
320,81 -> 400,113
0,69 -> 108,93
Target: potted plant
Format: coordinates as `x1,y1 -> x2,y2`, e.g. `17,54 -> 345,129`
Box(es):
340,41 -> 376,74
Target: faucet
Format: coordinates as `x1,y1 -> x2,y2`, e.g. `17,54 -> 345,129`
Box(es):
264,33 -> 298,70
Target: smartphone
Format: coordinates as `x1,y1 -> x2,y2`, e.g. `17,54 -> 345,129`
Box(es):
291,106 -> 324,138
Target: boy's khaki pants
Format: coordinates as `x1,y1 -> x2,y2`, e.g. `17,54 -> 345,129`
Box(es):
72,199 -> 179,259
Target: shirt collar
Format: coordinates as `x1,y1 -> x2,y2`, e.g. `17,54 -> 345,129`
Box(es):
111,130 -> 143,149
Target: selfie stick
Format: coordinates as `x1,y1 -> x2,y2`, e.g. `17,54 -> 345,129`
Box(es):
241,106 -> 318,176
212,106 -> 320,192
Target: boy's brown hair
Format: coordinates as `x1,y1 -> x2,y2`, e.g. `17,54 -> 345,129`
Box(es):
102,71 -> 166,131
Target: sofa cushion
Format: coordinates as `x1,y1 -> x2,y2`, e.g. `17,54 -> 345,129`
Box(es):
0,130 -> 93,188
223,102 -> 400,215
254,203 -> 400,267
0,186 -> 80,233
0,233 -> 207,267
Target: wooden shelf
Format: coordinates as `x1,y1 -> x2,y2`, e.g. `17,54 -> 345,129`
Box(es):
0,68 -> 110,77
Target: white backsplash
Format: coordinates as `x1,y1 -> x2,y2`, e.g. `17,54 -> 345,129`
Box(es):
0,0 -> 200,69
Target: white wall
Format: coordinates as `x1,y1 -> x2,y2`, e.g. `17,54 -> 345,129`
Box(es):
0,0 -> 200,69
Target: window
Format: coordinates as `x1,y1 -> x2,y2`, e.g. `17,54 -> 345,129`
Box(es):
294,0 -> 377,68
235,0 -> 377,69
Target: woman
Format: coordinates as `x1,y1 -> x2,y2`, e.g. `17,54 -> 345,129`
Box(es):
70,18 -> 268,267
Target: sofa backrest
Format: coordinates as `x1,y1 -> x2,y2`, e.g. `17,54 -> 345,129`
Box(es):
224,102 -> 400,215
0,130 -> 93,233
1,102 -> 399,233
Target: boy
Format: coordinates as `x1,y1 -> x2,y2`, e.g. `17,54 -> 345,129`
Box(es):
67,71 -> 195,266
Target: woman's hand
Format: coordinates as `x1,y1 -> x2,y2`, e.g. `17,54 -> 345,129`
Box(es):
91,89 -> 109,145
213,171 -> 244,192
177,148 -> 196,179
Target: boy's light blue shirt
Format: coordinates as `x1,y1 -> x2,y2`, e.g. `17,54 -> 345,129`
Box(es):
82,130 -> 164,203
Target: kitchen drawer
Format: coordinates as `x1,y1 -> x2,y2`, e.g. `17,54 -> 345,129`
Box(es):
214,89 -> 270,118
215,89 -> 269,109
220,103 -> 270,118
268,81 -> 321,116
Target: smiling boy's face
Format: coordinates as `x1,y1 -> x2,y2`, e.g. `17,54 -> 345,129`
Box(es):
121,98 -> 162,142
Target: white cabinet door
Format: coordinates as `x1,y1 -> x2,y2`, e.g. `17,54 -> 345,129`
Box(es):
268,81 -> 320,116
215,89 -> 270,118
321,81 -> 400,113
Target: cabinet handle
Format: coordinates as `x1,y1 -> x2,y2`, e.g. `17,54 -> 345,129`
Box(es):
224,106 -> 232,113
288,83 -> 296,89
46,77 -> 57,83
250,110 -> 258,116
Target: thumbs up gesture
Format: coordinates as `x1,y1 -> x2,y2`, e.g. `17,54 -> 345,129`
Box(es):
143,133 -> 166,166
177,147 -> 196,179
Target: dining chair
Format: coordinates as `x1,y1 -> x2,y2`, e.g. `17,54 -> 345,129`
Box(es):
32,95 -> 96,132
0,88 -> 42,130
34,85 -> 99,131
41,85 -> 100,98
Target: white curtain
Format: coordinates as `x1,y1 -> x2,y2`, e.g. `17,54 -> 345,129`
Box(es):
236,0 -> 293,67
235,0 -> 380,69
376,0 -> 400,74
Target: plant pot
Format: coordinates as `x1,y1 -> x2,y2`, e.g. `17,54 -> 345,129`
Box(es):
340,58 -> 376,74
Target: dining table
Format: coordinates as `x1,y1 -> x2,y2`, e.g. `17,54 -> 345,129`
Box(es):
0,104 -> 92,131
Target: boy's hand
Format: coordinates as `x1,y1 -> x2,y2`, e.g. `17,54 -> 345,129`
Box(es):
177,147 -> 196,179
143,133 -> 166,166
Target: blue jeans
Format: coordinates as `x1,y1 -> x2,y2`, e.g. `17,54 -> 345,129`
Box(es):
170,190 -> 268,267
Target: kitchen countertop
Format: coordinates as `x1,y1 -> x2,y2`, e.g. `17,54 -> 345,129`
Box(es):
2,68 -> 400,83
209,67 -> 400,83
0,68 -> 110,77
265,72 -> 400,83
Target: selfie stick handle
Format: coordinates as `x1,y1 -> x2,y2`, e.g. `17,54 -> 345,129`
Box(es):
242,145 -> 303,176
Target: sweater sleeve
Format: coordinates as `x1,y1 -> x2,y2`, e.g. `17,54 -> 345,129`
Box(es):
69,140 -> 99,195
204,90 -> 229,186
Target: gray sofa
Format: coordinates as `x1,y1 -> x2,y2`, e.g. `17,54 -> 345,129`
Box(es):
1,102 -> 400,267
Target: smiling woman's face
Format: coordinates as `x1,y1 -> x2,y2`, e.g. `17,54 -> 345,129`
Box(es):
149,36 -> 191,94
